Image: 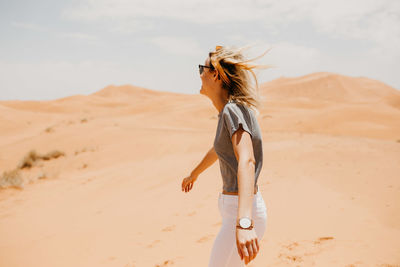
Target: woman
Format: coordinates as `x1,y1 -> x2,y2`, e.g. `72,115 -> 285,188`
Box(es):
181,45 -> 271,266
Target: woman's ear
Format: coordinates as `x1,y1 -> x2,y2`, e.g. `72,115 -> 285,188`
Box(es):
213,70 -> 220,81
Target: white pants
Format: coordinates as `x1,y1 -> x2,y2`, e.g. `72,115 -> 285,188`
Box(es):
208,191 -> 268,267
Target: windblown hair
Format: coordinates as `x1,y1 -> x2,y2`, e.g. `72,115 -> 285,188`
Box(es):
209,45 -> 273,116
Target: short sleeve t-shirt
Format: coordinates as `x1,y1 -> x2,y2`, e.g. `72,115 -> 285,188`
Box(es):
213,99 -> 263,193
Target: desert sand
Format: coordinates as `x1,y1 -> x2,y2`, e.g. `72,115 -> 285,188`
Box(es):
0,72 -> 399,266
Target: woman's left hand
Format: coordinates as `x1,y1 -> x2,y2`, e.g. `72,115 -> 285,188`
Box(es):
236,228 -> 259,265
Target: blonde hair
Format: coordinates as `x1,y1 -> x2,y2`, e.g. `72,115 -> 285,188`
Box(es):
209,44 -> 273,116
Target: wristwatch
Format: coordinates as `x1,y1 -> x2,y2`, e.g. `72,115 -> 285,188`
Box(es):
236,217 -> 254,230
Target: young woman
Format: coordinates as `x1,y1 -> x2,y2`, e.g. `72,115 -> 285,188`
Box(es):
181,45 -> 271,266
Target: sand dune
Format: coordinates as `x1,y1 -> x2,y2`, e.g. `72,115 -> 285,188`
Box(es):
0,72 -> 399,266
261,72 -> 400,107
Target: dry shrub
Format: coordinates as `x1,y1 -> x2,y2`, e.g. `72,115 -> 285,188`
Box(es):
0,168 -> 24,189
37,172 -> 47,179
18,150 -> 41,169
45,127 -> 54,133
41,150 -> 65,160
1,149 -> 65,190
18,149 -> 65,169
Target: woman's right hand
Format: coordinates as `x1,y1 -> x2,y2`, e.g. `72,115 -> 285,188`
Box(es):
181,175 -> 197,193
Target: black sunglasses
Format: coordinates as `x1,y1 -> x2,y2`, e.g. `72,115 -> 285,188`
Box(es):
198,64 -> 214,75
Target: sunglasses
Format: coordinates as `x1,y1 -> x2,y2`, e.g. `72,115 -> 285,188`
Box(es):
198,46 -> 221,74
198,64 -> 214,75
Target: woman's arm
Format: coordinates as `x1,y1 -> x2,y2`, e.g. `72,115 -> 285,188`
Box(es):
190,146 -> 219,179
182,146 -> 218,193
231,126 -> 256,220
231,125 -> 259,264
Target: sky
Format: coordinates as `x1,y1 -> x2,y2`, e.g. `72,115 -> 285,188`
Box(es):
0,0 -> 399,101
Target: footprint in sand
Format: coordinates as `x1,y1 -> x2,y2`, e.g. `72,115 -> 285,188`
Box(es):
313,236 -> 334,245
278,236 -> 335,264
154,259 -> 174,266
344,261 -> 365,267
284,241 -> 299,251
146,239 -> 161,248
197,234 -> 215,243
212,221 -> 222,227
161,225 -> 176,232
81,177 -> 93,185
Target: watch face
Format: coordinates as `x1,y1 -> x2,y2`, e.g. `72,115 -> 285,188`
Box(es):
239,218 -> 251,228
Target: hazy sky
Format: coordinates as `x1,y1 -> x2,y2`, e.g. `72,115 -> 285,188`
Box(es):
1,0 -> 399,100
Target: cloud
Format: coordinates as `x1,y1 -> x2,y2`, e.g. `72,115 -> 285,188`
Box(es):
0,60 -> 150,100
61,0 -> 400,46
10,21 -> 47,32
148,36 -> 203,57
61,0 -> 271,24
11,21 -> 99,43
107,18 -> 155,34
3,0 -> 399,101
57,32 -> 98,41
246,41 -> 323,82
308,0 -> 400,56
61,0 -> 400,63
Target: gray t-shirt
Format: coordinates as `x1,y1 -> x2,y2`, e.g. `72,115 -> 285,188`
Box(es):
213,100 -> 263,193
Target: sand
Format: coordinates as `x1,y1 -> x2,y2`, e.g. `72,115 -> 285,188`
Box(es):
0,72 -> 399,266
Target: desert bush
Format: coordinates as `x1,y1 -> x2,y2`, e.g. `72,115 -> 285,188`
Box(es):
0,168 -> 23,189
18,149 -> 65,169
18,150 -> 40,169
41,150 -> 65,160
45,127 -> 54,133
37,172 -> 47,179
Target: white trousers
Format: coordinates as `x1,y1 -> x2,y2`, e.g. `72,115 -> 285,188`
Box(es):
208,191 -> 268,267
